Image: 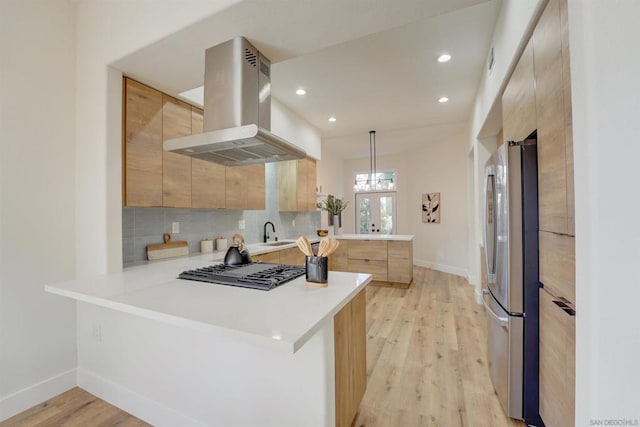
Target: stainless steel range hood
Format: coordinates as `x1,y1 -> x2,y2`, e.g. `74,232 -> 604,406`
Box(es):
164,37 -> 306,166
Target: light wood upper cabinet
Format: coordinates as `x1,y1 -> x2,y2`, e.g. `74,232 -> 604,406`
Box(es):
123,79 -> 163,207
533,0 -> 570,235
162,95 -> 192,208
225,164 -> 265,210
191,107 -> 226,209
278,158 -> 317,212
539,288 -> 575,427
502,39 -> 536,144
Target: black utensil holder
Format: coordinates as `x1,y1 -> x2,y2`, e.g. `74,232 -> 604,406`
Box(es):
305,256 -> 328,283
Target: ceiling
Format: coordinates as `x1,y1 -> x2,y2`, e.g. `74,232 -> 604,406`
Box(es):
113,0 -> 500,156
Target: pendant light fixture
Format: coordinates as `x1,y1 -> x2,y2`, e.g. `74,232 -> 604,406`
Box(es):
353,130 -> 394,191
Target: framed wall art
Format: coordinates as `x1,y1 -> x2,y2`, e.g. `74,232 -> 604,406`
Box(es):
422,192 -> 440,223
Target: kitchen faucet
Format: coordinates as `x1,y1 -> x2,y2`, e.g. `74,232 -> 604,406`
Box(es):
263,221 -> 275,243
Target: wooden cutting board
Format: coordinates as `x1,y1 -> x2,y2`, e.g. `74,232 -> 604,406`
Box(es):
147,233 -> 188,260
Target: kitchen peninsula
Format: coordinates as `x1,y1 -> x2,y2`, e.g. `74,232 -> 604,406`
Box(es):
45,247 -> 370,427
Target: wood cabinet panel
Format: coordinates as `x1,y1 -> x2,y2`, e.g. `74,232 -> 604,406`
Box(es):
348,240 -> 388,261
539,288 -> 575,427
191,107 -> 227,209
387,240 -> 413,284
539,231 -> 575,304
334,289 -> 366,427
225,166 -> 246,210
252,251 -> 280,263
245,164 -> 265,210
559,0 -> 575,236
347,259 -> 388,281
124,79 -> 163,207
162,95 -> 192,208
279,247 -> 305,266
306,160 -> 317,211
278,158 -> 317,212
330,239 -> 349,271
502,39 -> 536,143
533,0 -> 569,235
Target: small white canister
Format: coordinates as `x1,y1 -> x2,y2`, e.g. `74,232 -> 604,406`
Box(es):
216,237 -> 228,252
200,239 -> 213,254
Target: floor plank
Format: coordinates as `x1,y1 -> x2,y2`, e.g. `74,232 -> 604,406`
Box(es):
0,387 -> 149,427
355,267 -> 525,427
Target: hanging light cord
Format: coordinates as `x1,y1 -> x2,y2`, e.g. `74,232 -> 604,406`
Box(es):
369,130 -> 376,183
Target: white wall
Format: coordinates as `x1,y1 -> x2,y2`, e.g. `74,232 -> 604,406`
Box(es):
0,0 -> 78,419
316,146 -> 345,198
407,129 -> 469,277
339,126 -> 469,277
568,0 -> 640,422
272,98 -> 322,160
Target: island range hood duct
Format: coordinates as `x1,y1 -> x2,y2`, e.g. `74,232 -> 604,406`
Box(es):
164,37 -> 306,166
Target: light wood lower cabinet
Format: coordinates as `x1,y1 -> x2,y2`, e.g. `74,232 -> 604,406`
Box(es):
387,240 -> 413,284
334,289 -> 366,427
330,239 -> 413,286
539,288 -> 575,427
251,247 -> 305,265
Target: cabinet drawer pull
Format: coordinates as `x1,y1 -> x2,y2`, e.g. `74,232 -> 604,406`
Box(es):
364,259 -> 370,262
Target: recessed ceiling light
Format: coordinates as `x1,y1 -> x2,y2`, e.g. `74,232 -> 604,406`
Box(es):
437,53 -> 451,63
295,88 -> 306,95
438,97 -> 449,103
328,116 -> 337,122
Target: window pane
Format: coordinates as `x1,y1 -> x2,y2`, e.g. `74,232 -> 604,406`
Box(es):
359,197 -> 371,234
379,196 -> 393,234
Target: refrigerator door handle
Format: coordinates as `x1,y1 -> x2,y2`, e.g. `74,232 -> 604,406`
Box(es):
483,169 -> 497,284
482,290 -> 509,328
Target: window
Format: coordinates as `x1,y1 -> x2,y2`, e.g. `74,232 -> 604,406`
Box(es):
353,171 -> 396,192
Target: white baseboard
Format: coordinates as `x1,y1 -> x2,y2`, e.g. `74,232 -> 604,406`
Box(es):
467,274 -> 480,287
0,368 -> 77,421
77,368 -> 205,427
474,287 -> 484,305
413,259 -> 468,279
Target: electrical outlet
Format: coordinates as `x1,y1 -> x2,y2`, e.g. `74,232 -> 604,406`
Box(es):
238,220 -> 245,230
172,222 -> 180,233
92,324 -> 102,342
292,219 -> 295,227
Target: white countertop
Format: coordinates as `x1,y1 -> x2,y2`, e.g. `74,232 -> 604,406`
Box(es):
46,247 -> 370,354
333,233 -> 414,241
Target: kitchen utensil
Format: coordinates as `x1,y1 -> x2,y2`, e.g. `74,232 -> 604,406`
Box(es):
146,233 -> 189,260
327,239 -> 340,256
317,238 -> 330,257
296,236 -> 314,257
224,233 -> 252,265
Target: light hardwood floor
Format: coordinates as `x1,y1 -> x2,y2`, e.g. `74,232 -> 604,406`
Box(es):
0,387 -> 149,427
2,267 -> 523,427
354,267 -> 524,427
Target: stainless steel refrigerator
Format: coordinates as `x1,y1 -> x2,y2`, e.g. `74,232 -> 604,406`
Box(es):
482,136 -> 542,426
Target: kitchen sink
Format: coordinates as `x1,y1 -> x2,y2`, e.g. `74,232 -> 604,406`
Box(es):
260,241 -> 294,247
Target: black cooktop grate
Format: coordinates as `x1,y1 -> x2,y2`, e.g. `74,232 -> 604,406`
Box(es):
178,262 -> 305,291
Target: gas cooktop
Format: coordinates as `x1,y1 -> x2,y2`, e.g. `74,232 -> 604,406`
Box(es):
178,262 -> 306,291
